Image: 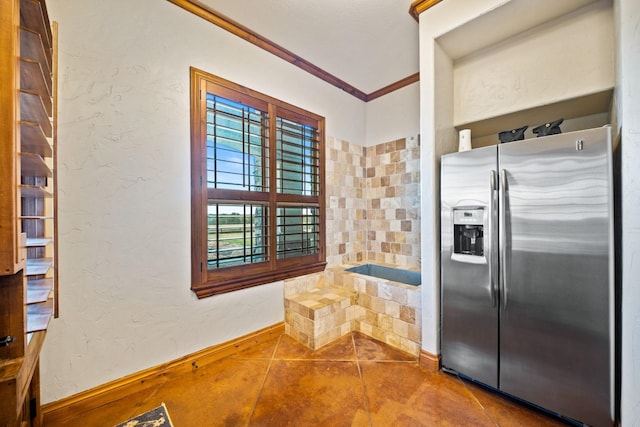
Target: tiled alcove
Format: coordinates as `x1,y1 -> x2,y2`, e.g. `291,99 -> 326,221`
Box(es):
325,136 -> 421,269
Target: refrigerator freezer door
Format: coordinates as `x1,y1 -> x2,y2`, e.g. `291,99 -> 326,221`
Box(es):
441,146 -> 499,387
498,128 -> 613,426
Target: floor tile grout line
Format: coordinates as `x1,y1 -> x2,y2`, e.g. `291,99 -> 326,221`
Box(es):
457,375 -> 500,427
263,357 -> 358,362
245,334 -> 283,426
232,357 -> 275,361
269,334 -> 282,360
352,333 -> 374,427
233,357 -> 417,363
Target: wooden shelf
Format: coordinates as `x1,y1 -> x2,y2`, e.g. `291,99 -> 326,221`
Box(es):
19,26 -> 51,82
19,90 -> 52,137
20,152 -> 51,177
26,298 -> 53,333
25,238 -> 52,248
20,185 -> 52,198
20,215 -> 53,220
20,121 -> 52,158
20,57 -> 52,112
26,278 -> 53,304
25,257 -> 52,276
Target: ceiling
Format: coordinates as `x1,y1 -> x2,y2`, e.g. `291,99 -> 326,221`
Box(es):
196,0 -> 420,95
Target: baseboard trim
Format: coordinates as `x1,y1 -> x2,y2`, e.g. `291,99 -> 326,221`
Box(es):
419,349 -> 441,372
42,322 -> 284,424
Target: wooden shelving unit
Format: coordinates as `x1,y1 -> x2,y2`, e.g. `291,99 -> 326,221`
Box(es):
1,0 -> 56,425
20,0 -> 56,342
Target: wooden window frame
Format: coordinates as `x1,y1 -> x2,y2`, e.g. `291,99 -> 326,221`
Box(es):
190,67 -> 326,298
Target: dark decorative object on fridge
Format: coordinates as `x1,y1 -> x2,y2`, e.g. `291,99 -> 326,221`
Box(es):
498,125 -> 528,143
532,118 -> 564,137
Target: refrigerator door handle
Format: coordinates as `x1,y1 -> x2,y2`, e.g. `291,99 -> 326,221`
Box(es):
489,170 -> 498,307
500,169 -> 508,310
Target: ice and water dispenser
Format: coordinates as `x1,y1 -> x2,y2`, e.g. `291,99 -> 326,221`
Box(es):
452,208 -> 484,258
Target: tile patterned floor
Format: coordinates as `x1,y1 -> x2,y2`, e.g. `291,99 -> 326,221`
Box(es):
56,332 -> 572,426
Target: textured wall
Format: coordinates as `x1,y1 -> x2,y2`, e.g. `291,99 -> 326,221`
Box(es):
453,1 -> 614,126
41,0 -> 419,406
617,0 -> 640,423
365,83 -> 420,147
42,0 -> 368,403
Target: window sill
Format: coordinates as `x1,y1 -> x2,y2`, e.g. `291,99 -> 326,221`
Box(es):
192,261 -> 327,299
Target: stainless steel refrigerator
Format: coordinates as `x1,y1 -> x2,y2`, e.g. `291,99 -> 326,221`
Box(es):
440,126 -> 614,426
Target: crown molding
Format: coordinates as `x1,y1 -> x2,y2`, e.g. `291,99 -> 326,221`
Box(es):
409,0 -> 444,21
366,72 -> 419,102
167,0 -> 418,102
168,0 -> 368,101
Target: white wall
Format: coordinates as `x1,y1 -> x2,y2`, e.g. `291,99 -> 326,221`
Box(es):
418,0 -> 507,355
453,1 -> 614,126
365,82 -> 420,147
617,0 -> 640,423
43,0 -> 366,403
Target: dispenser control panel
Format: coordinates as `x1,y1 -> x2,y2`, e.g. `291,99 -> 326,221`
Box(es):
453,208 -> 484,257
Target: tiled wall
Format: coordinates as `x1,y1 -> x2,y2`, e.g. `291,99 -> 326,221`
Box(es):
365,138 -> 421,268
325,136 -> 368,266
325,136 -> 421,268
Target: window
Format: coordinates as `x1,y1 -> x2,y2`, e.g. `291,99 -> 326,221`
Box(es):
190,67 -> 326,297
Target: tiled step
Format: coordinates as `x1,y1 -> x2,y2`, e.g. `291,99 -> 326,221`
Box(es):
285,286 -> 357,350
